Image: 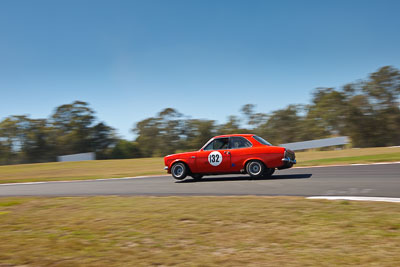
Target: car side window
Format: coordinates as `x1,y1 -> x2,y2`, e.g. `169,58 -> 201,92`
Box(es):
204,138 -> 229,150
230,137 -> 252,149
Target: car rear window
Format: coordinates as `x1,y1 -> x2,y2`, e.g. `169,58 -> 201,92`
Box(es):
252,135 -> 272,146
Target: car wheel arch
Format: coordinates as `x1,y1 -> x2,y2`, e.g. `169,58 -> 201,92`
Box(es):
243,157 -> 268,170
171,159 -> 192,173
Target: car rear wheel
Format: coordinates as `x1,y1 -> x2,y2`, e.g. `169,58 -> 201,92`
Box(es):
171,162 -> 188,180
246,160 -> 265,178
191,174 -> 203,181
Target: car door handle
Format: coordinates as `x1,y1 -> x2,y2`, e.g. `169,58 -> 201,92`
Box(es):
191,156 -> 196,158
224,151 -> 230,155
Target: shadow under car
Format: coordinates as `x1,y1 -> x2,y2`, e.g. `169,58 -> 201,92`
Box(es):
176,173 -> 312,183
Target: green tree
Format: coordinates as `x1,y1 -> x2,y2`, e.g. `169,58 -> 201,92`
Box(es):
361,66 -> 400,146
0,116 -> 54,164
110,140 -> 141,159
362,66 -> 400,108
157,108 -> 186,156
307,87 -> 349,135
345,94 -> 378,147
0,117 -> 16,164
184,119 -> 216,150
335,66 -> 400,147
256,105 -> 306,145
240,104 -> 268,129
134,117 -> 161,157
22,118 -> 54,163
51,101 -> 95,155
217,115 -> 249,135
134,108 -> 186,157
90,122 -> 117,159
0,141 -> 10,165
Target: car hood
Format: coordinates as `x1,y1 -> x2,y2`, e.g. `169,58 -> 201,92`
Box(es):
165,151 -> 198,159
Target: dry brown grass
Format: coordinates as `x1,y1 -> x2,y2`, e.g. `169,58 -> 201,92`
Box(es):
0,196 -> 399,266
0,157 -> 165,184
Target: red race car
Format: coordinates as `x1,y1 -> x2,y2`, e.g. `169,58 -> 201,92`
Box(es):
164,134 -> 296,180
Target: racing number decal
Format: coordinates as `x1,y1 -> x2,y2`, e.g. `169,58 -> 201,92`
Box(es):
208,151 -> 223,166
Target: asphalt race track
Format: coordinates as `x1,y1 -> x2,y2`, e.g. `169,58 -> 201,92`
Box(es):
0,163 -> 399,197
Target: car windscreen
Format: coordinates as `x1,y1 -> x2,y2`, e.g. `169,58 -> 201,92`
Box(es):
204,138 -> 229,150
252,135 -> 272,146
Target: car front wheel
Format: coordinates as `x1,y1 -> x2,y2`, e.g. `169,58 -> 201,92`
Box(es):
246,160 -> 265,178
171,162 -> 188,180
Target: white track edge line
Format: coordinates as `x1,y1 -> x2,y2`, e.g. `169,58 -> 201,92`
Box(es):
0,175 -> 170,186
307,196 -> 400,203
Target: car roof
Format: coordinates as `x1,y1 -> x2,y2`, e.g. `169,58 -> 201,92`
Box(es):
213,134 -> 254,138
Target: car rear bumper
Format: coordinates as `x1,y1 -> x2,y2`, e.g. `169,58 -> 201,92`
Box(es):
282,157 -> 296,164
278,150 -> 296,169
164,166 -> 168,170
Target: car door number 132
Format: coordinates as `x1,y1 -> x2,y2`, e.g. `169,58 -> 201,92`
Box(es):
208,151 -> 222,166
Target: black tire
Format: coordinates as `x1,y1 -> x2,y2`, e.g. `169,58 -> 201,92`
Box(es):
263,168 -> 275,177
171,162 -> 188,180
246,160 -> 265,178
190,174 -> 203,181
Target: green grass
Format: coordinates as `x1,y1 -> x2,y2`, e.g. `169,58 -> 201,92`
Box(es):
0,147 -> 399,184
0,196 -> 399,266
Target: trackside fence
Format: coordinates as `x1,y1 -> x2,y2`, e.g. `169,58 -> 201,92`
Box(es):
279,136 -> 349,151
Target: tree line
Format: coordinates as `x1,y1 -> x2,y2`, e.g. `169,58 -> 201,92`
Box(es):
1,66 -> 399,165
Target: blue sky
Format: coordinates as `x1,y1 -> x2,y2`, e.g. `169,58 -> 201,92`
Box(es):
1,0 -> 400,139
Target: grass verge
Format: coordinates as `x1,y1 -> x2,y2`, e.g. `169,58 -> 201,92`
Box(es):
0,147 -> 399,184
0,196 -> 399,266
297,152 -> 400,166
0,157 -> 164,184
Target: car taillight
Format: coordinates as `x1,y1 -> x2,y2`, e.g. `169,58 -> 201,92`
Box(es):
285,149 -> 295,160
